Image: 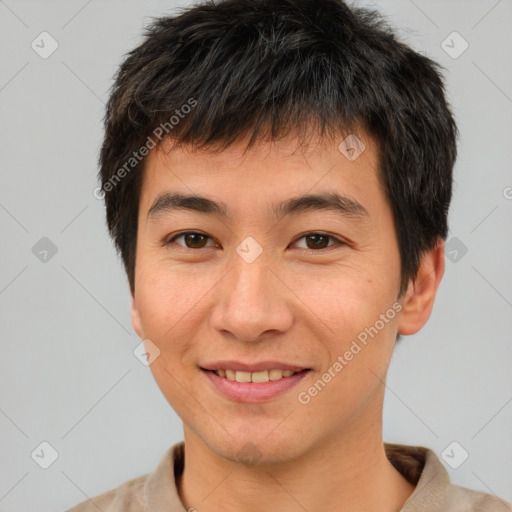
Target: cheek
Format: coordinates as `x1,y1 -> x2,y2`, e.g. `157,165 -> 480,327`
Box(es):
300,265 -> 399,377
134,265 -> 207,408
298,288 -> 397,427
292,262 -> 393,333
134,262 -> 209,348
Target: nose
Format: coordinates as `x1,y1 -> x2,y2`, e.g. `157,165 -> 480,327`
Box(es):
209,252 -> 294,343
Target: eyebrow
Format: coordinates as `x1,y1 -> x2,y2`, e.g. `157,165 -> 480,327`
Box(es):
147,191 -> 369,222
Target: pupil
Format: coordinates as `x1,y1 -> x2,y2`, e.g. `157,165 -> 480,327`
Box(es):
307,234 -> 328,249
186,233 -> 206,248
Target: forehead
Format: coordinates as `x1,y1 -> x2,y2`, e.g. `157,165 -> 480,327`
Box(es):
138,132 -> 384,219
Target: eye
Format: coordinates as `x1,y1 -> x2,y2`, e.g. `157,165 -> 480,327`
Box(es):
165,231 -> 218,249
164,231 -> 344,252
292,232 -> 344,252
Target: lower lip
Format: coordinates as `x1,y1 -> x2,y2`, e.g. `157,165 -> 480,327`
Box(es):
202,369 -> 310,403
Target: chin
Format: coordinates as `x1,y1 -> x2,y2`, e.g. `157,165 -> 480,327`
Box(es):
195,425 -> 312,467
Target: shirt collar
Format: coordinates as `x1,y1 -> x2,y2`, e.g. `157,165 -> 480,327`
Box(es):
142,441 -> 450,511
384,443 -> 451,511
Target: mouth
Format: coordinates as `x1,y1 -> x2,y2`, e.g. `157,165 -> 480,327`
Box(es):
203,368 -> 309,382
200,364 -> 311,403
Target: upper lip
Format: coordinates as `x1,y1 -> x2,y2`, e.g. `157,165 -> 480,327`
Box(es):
201,361 -> 310,372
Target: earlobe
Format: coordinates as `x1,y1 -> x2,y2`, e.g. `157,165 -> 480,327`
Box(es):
130,296 -> 144,339
397,239 -> 445,336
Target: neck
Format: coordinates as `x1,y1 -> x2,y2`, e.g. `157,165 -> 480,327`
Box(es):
177,405 -> 415,512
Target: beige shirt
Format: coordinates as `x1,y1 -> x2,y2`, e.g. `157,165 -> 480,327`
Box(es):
67,441 -> 512,511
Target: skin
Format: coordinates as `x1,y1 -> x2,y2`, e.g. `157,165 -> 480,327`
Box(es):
131,130 -> 445,512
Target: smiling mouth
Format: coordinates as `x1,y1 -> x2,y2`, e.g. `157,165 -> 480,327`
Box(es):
202,368 -> 310,383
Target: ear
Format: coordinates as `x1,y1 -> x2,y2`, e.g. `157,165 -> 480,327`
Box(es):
397,238 -> 445,336
130,295 -> 144,339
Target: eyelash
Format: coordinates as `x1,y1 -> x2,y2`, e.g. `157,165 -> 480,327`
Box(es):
163,231 -> 346,253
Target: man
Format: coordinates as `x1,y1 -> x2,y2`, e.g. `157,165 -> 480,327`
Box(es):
69,0 -> 512,510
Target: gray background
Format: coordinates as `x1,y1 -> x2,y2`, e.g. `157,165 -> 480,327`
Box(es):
0,0 -> 511,510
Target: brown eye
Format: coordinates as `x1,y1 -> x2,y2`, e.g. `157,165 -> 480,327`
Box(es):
293,232 -> 342,251
183,233 -> 208,248
166,231 -> 216,249
304,234 -> 330,249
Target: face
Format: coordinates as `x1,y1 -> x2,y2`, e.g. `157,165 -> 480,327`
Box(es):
131,132 -> 408,464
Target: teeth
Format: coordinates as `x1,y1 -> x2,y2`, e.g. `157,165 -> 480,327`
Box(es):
235,371 -> 251,383
251,370 -> 269,383
214,368 -> 300,382
269,369 -> 283,380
